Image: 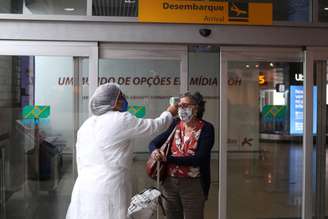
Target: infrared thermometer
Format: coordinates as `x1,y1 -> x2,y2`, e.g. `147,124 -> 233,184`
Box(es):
169,97 -> 179,106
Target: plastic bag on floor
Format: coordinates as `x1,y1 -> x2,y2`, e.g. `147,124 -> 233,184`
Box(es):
127,187 -> 165,219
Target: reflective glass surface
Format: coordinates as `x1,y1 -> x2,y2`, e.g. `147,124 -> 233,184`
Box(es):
0,0 -> 86,15
227,60 -> 304,219
319,0 -> 328,22
312,60 -> 328,218
251,0 -> 310,22
0,56 -> 87,218
92,0 -> 138,17
188,45 -> 219,219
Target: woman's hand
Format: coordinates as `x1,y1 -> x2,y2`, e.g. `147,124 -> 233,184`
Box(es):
151,149 -> 166,161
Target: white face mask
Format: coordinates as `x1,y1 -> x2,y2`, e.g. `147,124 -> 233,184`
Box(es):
178,107 -> 193,123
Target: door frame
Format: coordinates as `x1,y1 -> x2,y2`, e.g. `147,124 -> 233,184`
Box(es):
306,47 -> 328,219
0,40 -> 99,99
0,40 -> 98,179
219,47 -> 307,219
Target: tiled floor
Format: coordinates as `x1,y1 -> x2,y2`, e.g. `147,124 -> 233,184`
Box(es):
227,142 -> 303,219
2,142 -> 328,219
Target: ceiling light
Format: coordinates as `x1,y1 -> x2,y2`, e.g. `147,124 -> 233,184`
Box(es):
324,7 -> 328,11
270,62 -> 274,67
64,8 -> 75,12
245,64 -> 250,68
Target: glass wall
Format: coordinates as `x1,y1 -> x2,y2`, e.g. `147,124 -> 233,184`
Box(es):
92,0 -> 138,17
98,46 -> 221,218
98,54 -> 181,218
0,55 -> 86,218
3,44 -> 328,219
0,0 -> 87,15
319,0 -> 328,22
0,0 -> 22,13
225,56 -> 304,219
312,60 -> 328,218
98,57 -> 180,153
250,0 -> 310,22
188,45 -> 219,219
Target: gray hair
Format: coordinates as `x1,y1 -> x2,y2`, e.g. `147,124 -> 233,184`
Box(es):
181,92 -> 206,119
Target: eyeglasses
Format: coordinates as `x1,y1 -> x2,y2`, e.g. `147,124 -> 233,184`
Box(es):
178,103 -> 196,108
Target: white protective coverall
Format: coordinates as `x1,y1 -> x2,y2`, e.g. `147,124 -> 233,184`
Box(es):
66,110 -> 173,219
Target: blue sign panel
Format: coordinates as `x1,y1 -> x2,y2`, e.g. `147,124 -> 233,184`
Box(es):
290,85 -> 317,135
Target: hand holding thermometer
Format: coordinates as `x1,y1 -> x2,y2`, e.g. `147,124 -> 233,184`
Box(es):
169,97 -> 180,106
166,97 -> 179,116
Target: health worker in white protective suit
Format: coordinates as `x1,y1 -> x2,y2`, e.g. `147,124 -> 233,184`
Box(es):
66,83 -> 177,219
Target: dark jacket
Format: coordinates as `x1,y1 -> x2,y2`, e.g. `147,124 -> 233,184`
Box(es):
148,118 -> 215,199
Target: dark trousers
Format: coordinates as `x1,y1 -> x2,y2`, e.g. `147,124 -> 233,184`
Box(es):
162,177 -> 205,219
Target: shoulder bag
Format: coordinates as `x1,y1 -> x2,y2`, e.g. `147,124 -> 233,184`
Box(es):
145,127 -> 176,182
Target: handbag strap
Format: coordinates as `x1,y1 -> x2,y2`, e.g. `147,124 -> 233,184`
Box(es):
160,126 -> 177,156
156,127 -> 176,219
156,161 -> 160,188
157,126 -> 177,187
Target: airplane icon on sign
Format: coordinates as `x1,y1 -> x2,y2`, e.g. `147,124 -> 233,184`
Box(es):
230,3 -> 247,16
241,137 -> 253,147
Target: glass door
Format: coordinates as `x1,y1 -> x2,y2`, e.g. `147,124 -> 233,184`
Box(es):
188,45 -> 219,219
0,55 -> 86,219
99,43 -> 187,218
309,47 -> 328,219
220,47 -> 305,219
0,41 -> 96,219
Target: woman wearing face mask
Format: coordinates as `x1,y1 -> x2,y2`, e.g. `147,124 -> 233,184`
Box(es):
66,83 -> 177,219
148,92 -> 215,219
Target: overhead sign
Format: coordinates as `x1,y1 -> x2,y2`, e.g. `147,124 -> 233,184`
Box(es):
23,105 -> 50,119
138,0 -> 272,25
289,62 -> 303,85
